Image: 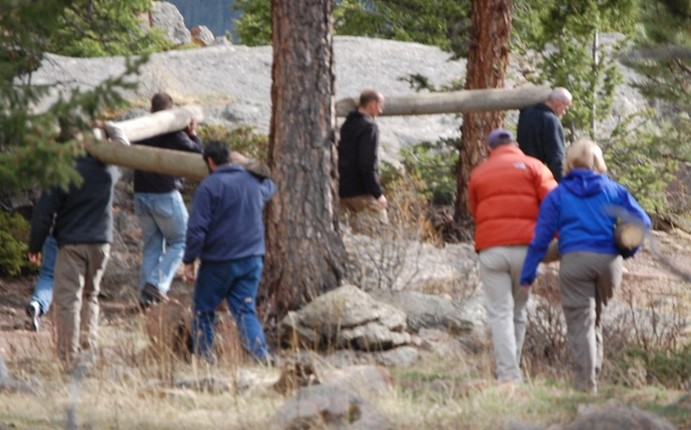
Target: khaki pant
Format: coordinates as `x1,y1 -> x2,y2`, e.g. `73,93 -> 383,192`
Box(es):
478,246 -> 530,383
54,243 -> 111,365
340,195 -> 388,235
559,252 -> 622,393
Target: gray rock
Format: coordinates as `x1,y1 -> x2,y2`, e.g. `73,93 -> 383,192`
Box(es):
279,285 -> 410,352
372,346 -> 420,367
29,34 -> 648,167
151,1 -> 191,46
565,405 -> 676,430
371,290 -> 474,333
323,365 -> 393,398
190,25 -> 215,47
271,384 -> 390,430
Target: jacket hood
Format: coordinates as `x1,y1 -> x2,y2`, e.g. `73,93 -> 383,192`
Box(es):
561,169 -> 606,197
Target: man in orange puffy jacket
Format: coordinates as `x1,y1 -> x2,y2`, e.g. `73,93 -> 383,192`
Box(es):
469,128 -> 557,384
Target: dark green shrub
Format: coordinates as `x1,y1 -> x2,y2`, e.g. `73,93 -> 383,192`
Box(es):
198,125 -> 268,163
0,211 -> 31,276
400,137 -> 459,205
623,345 -> 691,389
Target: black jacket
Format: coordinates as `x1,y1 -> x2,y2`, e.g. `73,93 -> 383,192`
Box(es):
133,131 -> 203,193
516,103 -> 565,182
337,111 -> 382,198
29,155 -> 120,252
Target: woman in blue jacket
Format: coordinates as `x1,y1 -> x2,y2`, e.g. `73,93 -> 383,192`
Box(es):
520,139 -> 651,394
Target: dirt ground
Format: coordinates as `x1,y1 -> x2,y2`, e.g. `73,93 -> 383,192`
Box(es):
0,228 -> 689,356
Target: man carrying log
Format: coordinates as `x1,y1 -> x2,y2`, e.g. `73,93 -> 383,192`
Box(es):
133,92 -> 203,309
337,88 -> 388,234
27,122 -> 129,369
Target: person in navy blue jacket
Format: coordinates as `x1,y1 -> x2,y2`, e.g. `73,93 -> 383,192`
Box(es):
182,141 -> 276,364
520,138 -> 651,393
517,87 -> 572,182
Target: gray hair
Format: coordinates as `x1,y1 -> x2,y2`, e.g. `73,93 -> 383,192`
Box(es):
548,87 -> 573,103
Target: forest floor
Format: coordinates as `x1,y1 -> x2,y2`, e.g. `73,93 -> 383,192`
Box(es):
0,227 -> 689,429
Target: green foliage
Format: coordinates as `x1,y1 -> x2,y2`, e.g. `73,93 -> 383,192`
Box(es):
0,212 -> 31,276
234,0 -> 471,56
197,124 -> 269,163
602,110 -> 691,216
0,2 -> 148,192
335,0 -> 471,58
51,0 -> 171,57
625,0 -> 690,141
233,0 -> 272,46
399,73 -> 464,93
513,0 -> 639,138
623,344 -> 691,388
400,138 -> 459,205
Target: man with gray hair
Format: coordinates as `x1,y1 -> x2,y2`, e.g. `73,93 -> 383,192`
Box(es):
517,87 -> 572,182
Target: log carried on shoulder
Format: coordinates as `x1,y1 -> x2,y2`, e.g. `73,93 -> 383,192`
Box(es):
85,105 -> 271,180
335,85 -> 552,117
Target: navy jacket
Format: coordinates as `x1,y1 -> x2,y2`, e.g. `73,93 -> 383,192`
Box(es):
520,169 -> 651,285
133,131 -> 203,193
29,155 -> 120,252
337,110 -> 383,198
183,164 -> 276,264
517,103 -> 565,182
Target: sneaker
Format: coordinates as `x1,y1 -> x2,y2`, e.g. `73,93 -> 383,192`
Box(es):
25,301 -> 40,332
139,283 -> 169,310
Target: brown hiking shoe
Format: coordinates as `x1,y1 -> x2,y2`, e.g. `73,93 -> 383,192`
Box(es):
139,283 -> 169,310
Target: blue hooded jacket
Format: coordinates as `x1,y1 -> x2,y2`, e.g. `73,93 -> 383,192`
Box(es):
183,164 -> 276,264
520,169 -> 651,285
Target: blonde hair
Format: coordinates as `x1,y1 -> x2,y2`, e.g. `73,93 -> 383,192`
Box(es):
564,138 -> 607,174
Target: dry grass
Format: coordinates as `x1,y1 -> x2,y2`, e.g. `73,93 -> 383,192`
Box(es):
1,228 -> 689,429
2,310 -> 689,430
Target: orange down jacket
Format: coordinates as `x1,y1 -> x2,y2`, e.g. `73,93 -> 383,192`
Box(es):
469,144 -> 557,252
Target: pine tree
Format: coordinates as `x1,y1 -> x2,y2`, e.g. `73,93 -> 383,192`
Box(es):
513,0 -> 639,139
234,0 -> 470,57
0,0 -> 149,193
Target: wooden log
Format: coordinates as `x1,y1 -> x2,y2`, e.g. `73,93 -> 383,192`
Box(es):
335,85 -> 552,117
85,105 -> 271,180
116,105 -> 204,142
86,137 -> 209,180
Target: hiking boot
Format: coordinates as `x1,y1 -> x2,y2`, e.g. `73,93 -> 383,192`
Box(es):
26,301 -> 40,332
139,283 -> 169,310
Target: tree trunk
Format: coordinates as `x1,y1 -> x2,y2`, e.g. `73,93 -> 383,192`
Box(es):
262,0 -> 346,323
456,0 -> 513,226
335,85 -> 550,117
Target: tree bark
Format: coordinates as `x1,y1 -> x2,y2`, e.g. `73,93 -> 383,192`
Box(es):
262,0 -> 346,323
335,85 -> 551,117
456,0 -> 513,226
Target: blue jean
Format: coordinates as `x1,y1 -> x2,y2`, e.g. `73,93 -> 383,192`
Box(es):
134,191 -> 188,294
32,235 -> 58,315
191,257 -> 269,361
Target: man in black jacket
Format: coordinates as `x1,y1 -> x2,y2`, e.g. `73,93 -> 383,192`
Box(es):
28,124 -> 127,367
516,87 -> 572,182
133,92 -> 203,308
337,89 -> 388,233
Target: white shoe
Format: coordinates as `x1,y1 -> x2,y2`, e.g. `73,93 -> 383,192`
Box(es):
26,301 -> 40,332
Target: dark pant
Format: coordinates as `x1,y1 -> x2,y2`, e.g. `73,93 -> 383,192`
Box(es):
191,256 -> 269,361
